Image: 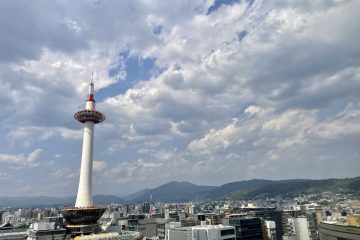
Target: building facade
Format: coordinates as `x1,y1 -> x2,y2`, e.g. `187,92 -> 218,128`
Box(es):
318,222 -> 360,240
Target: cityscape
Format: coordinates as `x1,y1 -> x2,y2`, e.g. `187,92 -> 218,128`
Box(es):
1,0 -> 360,240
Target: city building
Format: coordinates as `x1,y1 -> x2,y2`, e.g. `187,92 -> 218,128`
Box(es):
283,216 -> 318,240
0,230 -> 27,240
318,221 -> 360,240
0,211 -> 5,224
264,221 -> 277,240
293,217 -> 311,240
118,214 -> 157,237
27,222 -> 68,240
243,208 -> 284,239
347,215 -> 360,226
0,221 -> 14,231
227,215 -> 264,240
167,224 -> 235,240
73,232 -> 119,240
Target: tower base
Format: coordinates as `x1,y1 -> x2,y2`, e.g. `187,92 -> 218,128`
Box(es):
60,207 -> 106,237
65,223 -> 102,237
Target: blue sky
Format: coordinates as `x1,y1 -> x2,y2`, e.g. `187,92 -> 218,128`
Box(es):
0,0 -> 360,197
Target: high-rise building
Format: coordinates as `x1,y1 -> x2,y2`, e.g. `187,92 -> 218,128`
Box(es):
243,208 -> 284,239
61,82 -> 106,237
143,202 -> 150,214
228,215 -> 264,240
283,216 -> 318,240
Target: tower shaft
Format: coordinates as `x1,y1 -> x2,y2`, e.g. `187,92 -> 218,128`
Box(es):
75,121 -> 95,207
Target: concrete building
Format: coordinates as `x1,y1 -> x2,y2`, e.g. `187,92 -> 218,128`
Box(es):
167,224 -> 235,240
227,215 -> 263,240
283,217 -> 315,240
250,208 -> 284,240
315,206 -> 324,227
347,215 -> 360,227
156,218 -> 174,240
118,215 -> 157,237
136,218 -> 157,237
205,214 -> 222,225
265,221 -> 277,240
318,222 -> 360,240
293,217 -> 311,240
0,211 -> 4,224
27,222 -> 68,240
0,230 -> 27,240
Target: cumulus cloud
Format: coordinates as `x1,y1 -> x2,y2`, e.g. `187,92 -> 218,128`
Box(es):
188,104 -> 360,179
0,0 -> 359,195
0,148 -> 43,167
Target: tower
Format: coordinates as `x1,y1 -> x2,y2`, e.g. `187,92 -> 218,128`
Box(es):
61,82 -> 106,237
74,82 -> 105,207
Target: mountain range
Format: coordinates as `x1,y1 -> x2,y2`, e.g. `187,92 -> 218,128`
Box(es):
1,176 -> 359,207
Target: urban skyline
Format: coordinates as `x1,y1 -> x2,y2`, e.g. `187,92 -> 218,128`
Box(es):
0,0 -> 360,197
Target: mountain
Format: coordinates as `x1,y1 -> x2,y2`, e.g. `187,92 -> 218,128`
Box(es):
123,177 -> 360,202
1,176 -> 359,206
205,179 -> 274,199
122,188 -> 150,201
226,177 -> 360,200
124,181 -> 216,203
0,196 -> 74,208
93,194 -> 123,205
0,194 -> 122,208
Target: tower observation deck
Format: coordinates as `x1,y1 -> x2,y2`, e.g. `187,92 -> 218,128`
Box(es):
61,82 -> 106,236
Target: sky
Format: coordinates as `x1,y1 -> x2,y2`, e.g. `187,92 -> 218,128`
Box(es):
0,0 -> 359,197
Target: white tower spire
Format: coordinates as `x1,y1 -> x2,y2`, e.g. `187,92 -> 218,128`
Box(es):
74,82 -> 105,207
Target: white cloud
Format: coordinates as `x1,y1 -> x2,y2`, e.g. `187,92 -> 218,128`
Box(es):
0,172 -> 12,180
93,160 -> 107,172
52,168 -> 79,180
312,103 -> 360,141
0,148 -> 43,167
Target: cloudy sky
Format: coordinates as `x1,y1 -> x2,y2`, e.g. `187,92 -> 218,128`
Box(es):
0,0 -> 359,197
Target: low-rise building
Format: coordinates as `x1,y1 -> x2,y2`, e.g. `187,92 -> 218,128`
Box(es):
318,221 -> 360,240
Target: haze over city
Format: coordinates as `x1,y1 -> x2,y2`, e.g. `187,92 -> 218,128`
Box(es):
0,0 -> 359,197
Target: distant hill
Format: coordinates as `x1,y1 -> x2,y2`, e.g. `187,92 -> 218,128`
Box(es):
204,179 -> 274,199
1,176 -> 359,206
93,194 -> 123,205
0,194 -> 122,208
124,181 -> 216,203
122,188 -> 150,201
0,196 -> 74,208
227,177 -> 360,200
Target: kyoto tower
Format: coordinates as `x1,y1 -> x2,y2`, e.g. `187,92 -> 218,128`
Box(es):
61,82 -> 106,236
74,82 -> 105,207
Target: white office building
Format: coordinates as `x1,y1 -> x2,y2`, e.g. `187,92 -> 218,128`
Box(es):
284,217 -> 312,240
27,222 -> 68,240
167,224 -> 235,240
